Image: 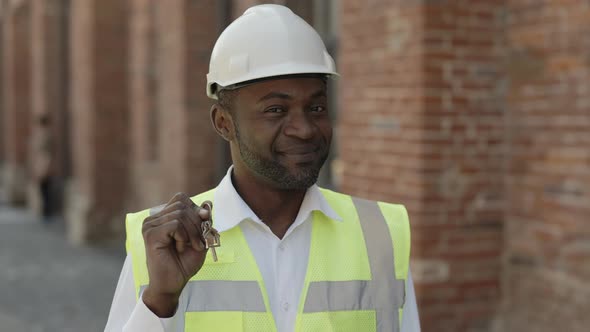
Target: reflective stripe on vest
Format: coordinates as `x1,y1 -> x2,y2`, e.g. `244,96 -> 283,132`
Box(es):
303,197 -> 405,332
140,280 -> 267,312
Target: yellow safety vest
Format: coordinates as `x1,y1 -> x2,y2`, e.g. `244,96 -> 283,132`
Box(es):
126,188 -> 411,332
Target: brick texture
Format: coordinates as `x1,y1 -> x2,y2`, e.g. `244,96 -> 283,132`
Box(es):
183,0 -> 220,193
67,0 -> 130,243
232,0 -> 313,22
339,0 -> 425,206
128,0 -> 164,209
153,0 -> 218,200
503,1 -> 590,331
340,0 -> 504,331
2,2 -> 32,204
153,0 -> 190,197
419,2 -> 506,331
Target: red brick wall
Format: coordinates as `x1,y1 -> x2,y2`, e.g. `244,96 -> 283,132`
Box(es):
184,0 -> 220,192
339,0 -> 425,207
418,2 -> 506,331
503,1 -> 590,331
10,4 -> 32,168
69,0 -> 94,200
231,1 -> 313,22
128,0 -> 164,209
68,0 -> 130,242
152,0 -> 218,199
93,0 -> 130,236
153,0 -> 188,197
340,1 -> 506,331
2,2 -> 32,204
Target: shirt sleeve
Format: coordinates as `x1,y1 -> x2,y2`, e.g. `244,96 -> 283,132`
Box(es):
400,270 -> 421,332
104,255 -> 182,332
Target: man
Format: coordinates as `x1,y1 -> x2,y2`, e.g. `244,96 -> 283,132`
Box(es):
105,4 -> 420,332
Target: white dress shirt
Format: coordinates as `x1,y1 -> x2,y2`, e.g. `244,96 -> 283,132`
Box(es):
105,168 -> 421,332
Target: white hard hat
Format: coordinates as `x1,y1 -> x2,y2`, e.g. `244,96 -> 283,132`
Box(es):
206,4 -> 339,99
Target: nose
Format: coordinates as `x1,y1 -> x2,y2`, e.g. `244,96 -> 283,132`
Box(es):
283,111 -> 315,140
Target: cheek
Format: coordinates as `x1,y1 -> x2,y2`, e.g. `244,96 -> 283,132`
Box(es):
258,121 -> 285,144
318,120 -> 333,142
243,123 -> 280,151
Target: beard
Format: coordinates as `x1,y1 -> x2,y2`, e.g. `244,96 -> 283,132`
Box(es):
235,124 -> 329,190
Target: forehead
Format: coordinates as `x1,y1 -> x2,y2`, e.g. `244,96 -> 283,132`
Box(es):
236,76 -> 327,103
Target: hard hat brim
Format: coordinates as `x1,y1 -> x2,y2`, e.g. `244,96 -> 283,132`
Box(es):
208,71 -> 339,100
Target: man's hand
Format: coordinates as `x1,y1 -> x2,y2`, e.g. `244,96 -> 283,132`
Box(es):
141,193 -> 211,317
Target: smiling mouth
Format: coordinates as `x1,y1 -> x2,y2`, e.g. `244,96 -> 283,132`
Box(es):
278,146 -> 321,163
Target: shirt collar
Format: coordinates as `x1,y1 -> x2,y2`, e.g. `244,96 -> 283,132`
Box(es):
212,166 -> 342,233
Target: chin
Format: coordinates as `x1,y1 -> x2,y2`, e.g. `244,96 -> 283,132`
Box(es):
277,169 -> 320,190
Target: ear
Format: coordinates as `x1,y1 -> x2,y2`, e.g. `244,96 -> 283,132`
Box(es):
210,103 -> 236,142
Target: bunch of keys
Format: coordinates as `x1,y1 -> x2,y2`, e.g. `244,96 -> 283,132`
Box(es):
200,201 -> 221,262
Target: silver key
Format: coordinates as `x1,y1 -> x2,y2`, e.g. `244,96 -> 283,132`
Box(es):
201,217 -> 221,262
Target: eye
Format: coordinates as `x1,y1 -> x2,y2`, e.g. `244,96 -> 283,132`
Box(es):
310,105 -> 327,113
264,106 -> 285,114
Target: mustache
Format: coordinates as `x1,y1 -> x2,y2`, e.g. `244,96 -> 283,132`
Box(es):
276,140 -> 328,154
278,145 -> 319,154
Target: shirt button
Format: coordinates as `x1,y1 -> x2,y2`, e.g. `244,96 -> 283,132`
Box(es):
282,301 -> 289,311
278,244 -> 285,251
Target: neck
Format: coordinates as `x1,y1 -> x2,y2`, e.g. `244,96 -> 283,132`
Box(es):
231,166 -> 307,239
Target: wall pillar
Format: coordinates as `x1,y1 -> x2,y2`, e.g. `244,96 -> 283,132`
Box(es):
1,1 -> 32,206
27,0 -> 69,216
67,0 -> 129,244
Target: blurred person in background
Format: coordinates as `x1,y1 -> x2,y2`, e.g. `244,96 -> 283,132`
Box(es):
105,4 -> 420,332
30,114 -> 54,221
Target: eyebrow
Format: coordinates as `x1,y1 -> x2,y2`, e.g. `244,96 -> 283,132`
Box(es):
258,92 -> 293,103
310,90 -> 327,99
257,89 -> 327,103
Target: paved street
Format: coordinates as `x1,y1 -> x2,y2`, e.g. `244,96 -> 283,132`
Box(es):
0,205 -> 126,332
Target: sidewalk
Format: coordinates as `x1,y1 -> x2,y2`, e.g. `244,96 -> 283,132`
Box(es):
0,205 -> 126,332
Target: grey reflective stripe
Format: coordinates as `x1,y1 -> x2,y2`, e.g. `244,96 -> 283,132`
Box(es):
185,280 -> 266,312
304,197 -> 405,332
140,280 -> 267,312
303,280 -> 373,311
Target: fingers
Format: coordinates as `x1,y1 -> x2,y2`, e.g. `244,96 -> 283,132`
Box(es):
166,192 -> 194,208
168,220 -> 190,253
144,217 -> 198,252
143,193 -> 211,252
150,192 -> 196,218
178,208 -> 205,251
146,201 -> 185,221
198,201 -> 212,220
